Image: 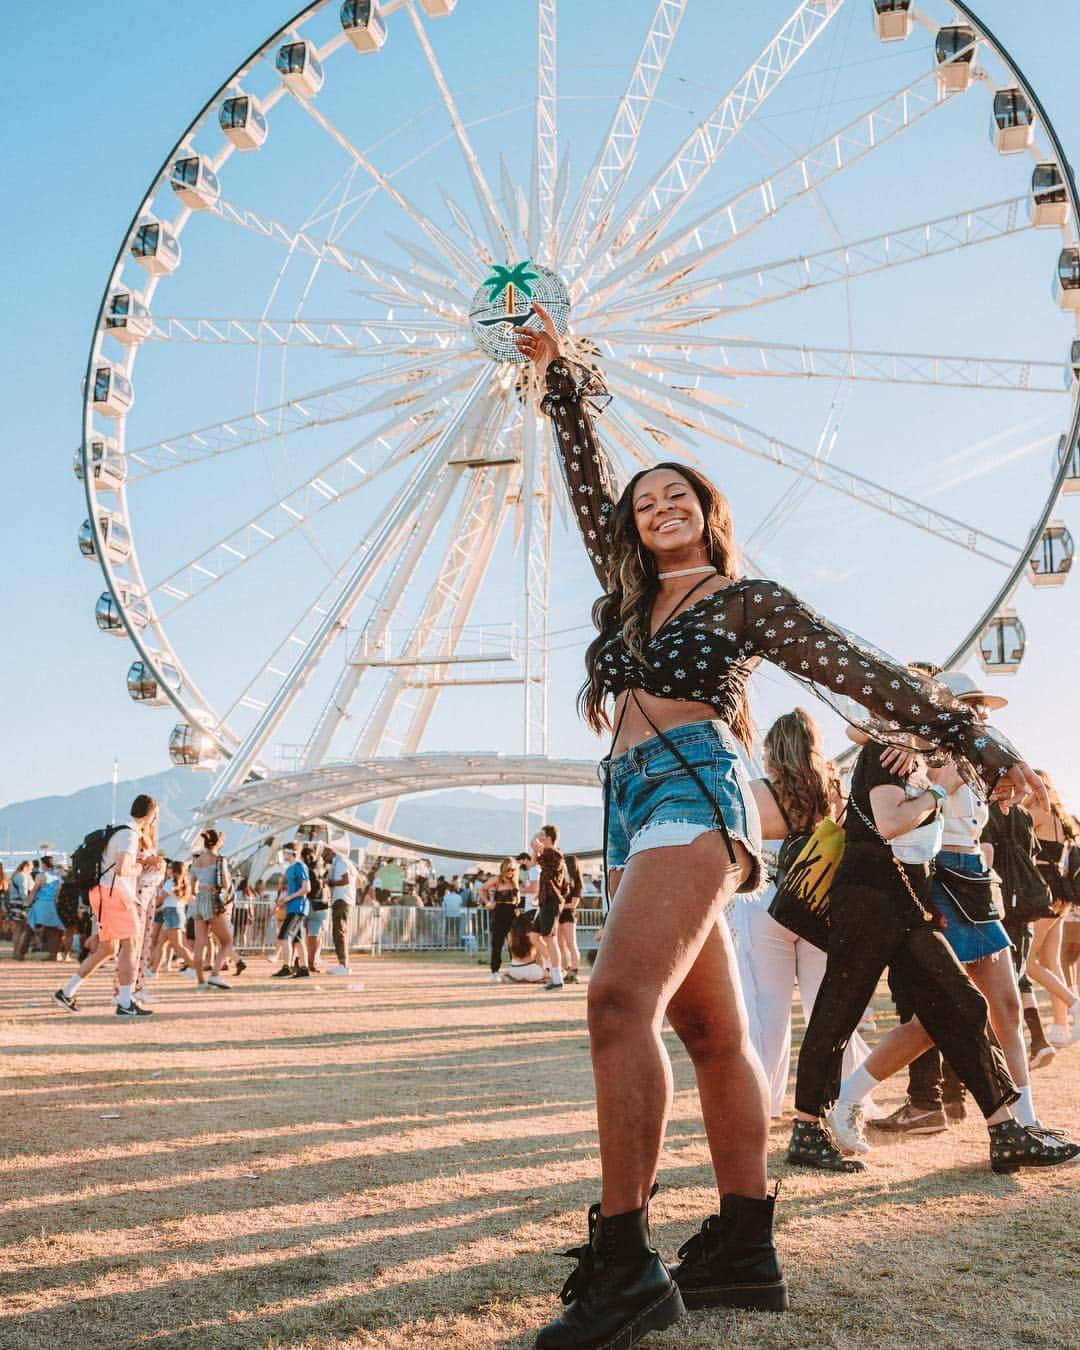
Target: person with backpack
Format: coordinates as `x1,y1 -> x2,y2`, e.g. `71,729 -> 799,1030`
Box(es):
190,829 -> 240,990
53,795 -> 159,1016
730,709 -> 878,1120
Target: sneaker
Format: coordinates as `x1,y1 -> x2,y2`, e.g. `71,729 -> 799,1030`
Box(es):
116,1001 -> 154,1017
827,1100 -> 870,1155
233,959 -> 247,977
543,979 -> 564,991
293,967 -> 311,978
944,1099 -> 966,1123
1046,1024 -> 1072,1047
564,970 -> 579,984
52,989 -> 78,1014
179,967 -> 198,981
270,966 -> 294,979
206,975 -> 232,990
989,1119 -> 1080,1173
330,965 -> 351,976
489,971 -> 501,983
1030,1043 -> 1057,1071
868,1100 -> 948,1135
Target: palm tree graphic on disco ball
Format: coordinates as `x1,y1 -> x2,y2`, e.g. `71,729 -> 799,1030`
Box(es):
469,259 -> 569,362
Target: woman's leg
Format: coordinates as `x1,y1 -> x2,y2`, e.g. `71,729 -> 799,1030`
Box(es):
588,833 -> 752,1215
1029,917 -> 1071,1026
209,914 -> 236,974
967,950 -> 1028,1090
194,919 -> 210,983
733,903 -> 797,1118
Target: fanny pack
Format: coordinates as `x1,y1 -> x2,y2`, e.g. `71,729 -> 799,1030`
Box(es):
935,865 -> 1004,925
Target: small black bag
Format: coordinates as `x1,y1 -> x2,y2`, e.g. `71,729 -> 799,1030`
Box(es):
934,865 -> 1003,925
768,830 -> 832,952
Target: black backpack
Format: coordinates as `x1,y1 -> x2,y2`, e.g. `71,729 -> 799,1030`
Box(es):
56,880 -> 83,929
68,824 -> 126,897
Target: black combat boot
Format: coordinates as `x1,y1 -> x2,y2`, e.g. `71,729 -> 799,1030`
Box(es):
535,1196 -> 684,1349
669,1189 -> 789,1312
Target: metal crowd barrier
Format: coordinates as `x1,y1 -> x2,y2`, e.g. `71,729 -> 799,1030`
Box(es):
229,900 -> 605,957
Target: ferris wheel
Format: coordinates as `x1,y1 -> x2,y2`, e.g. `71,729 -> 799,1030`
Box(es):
79,0 -> 1080,859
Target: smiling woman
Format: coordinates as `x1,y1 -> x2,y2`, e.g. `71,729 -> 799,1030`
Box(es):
514,300 -> 1054,1349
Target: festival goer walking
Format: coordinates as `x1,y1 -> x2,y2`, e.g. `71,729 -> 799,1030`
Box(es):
325,846 -> 357,975
731,709 -> 878,1119
519,305 -> 1050,1347
559,855 -> 584,985
789,734 -> 1076,1177
481,857 -> 521,981
272,841 -> 310,978
8,860 -> 32,959
1027,770 -> 1080,1044
301,844 -> 328,973
118,852 -> 166,1005
191,829 -> 239,990
53,796 -> 158,1016
26,856 -> 66,960
827,675 -> 1073,1152
152,860 -> 196,974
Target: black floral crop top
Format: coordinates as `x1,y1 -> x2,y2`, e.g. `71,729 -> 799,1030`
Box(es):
540,358 -> 1022,794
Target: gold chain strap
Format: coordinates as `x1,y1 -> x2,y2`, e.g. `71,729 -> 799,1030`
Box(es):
847,797 -> 934,924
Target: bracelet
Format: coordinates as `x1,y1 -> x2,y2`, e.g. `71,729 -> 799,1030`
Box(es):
926,784 -> 949,807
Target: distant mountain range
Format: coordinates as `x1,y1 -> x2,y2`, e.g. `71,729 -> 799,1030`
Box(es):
0,768 -> 603,866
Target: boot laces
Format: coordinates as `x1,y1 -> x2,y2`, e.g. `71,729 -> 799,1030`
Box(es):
557,1204 -> 601,1305
675,1213 -> 724,1264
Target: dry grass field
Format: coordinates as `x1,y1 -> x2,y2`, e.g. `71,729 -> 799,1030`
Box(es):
1,953 -> 1077,1350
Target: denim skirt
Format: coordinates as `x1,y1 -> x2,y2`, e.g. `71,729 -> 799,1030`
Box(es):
930,850 -> 1011,964
602,719 -> 762,892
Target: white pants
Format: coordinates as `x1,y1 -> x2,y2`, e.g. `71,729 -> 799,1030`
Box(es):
730,893 -> 876,1117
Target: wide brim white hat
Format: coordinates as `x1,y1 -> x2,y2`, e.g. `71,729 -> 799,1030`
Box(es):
937,669 -> 1008,711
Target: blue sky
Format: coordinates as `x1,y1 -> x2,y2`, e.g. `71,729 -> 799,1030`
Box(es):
4,0 -> 1079,830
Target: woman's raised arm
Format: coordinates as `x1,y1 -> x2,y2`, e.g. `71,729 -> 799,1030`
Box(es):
516,304 -> 618,587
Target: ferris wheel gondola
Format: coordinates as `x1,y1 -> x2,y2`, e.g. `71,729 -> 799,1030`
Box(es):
78,0 -> 1080,858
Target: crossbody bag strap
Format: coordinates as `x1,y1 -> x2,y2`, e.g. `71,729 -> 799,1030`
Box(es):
847,795 -> 933,923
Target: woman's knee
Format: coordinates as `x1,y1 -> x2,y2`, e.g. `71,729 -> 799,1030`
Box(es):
587,978 -> 657,1048
667,997 -> 746,1065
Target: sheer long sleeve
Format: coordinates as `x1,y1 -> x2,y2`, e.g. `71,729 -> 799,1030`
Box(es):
738,582 -> 1022,793
540,359 -> 618,587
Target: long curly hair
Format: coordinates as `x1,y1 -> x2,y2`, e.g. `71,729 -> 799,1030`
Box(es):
1035,769 -> 1078,840
578,461 -> 751,745
763,708 -> 835,834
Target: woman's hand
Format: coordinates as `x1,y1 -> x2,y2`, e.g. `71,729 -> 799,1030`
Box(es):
992,762 -> 1049,814
880,746 -> 918,778
513,302 -> 562,378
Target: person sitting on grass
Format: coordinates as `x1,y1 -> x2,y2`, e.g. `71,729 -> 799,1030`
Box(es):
502,913 -> 548,984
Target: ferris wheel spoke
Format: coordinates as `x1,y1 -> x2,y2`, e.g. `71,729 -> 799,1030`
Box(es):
203,368 -> 497,797
296,95 -> 480,285
209,198 -> 468,320
440,183 -> 502,262
144,315 -> 465,354
601,195 -> 1033,324
405,0 -> 513,262
575,0 -> 846,287
529,0 -> 558,262
562,0 -> 688,268
146,385 -> 472,619
125,355 -> 469,479
582,63 -> 965,314
605,335 -> 1066,394
691,408 -> 1022,566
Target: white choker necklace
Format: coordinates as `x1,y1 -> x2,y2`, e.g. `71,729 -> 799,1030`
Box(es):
656,564 -> 717,580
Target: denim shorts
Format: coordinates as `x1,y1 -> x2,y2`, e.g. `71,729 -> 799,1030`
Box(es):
160,908 -> 182,931
930,851 -> 1011,965
602,719 -> 762,893
306,908 -> 328,936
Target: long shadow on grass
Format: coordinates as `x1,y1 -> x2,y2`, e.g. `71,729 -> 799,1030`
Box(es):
1,1163 -> 1066,1349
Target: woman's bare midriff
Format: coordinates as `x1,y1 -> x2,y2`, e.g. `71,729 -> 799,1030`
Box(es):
610,688 -> 722,757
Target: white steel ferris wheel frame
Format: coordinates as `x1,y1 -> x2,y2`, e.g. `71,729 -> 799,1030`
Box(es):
80,0 -> 1080,859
